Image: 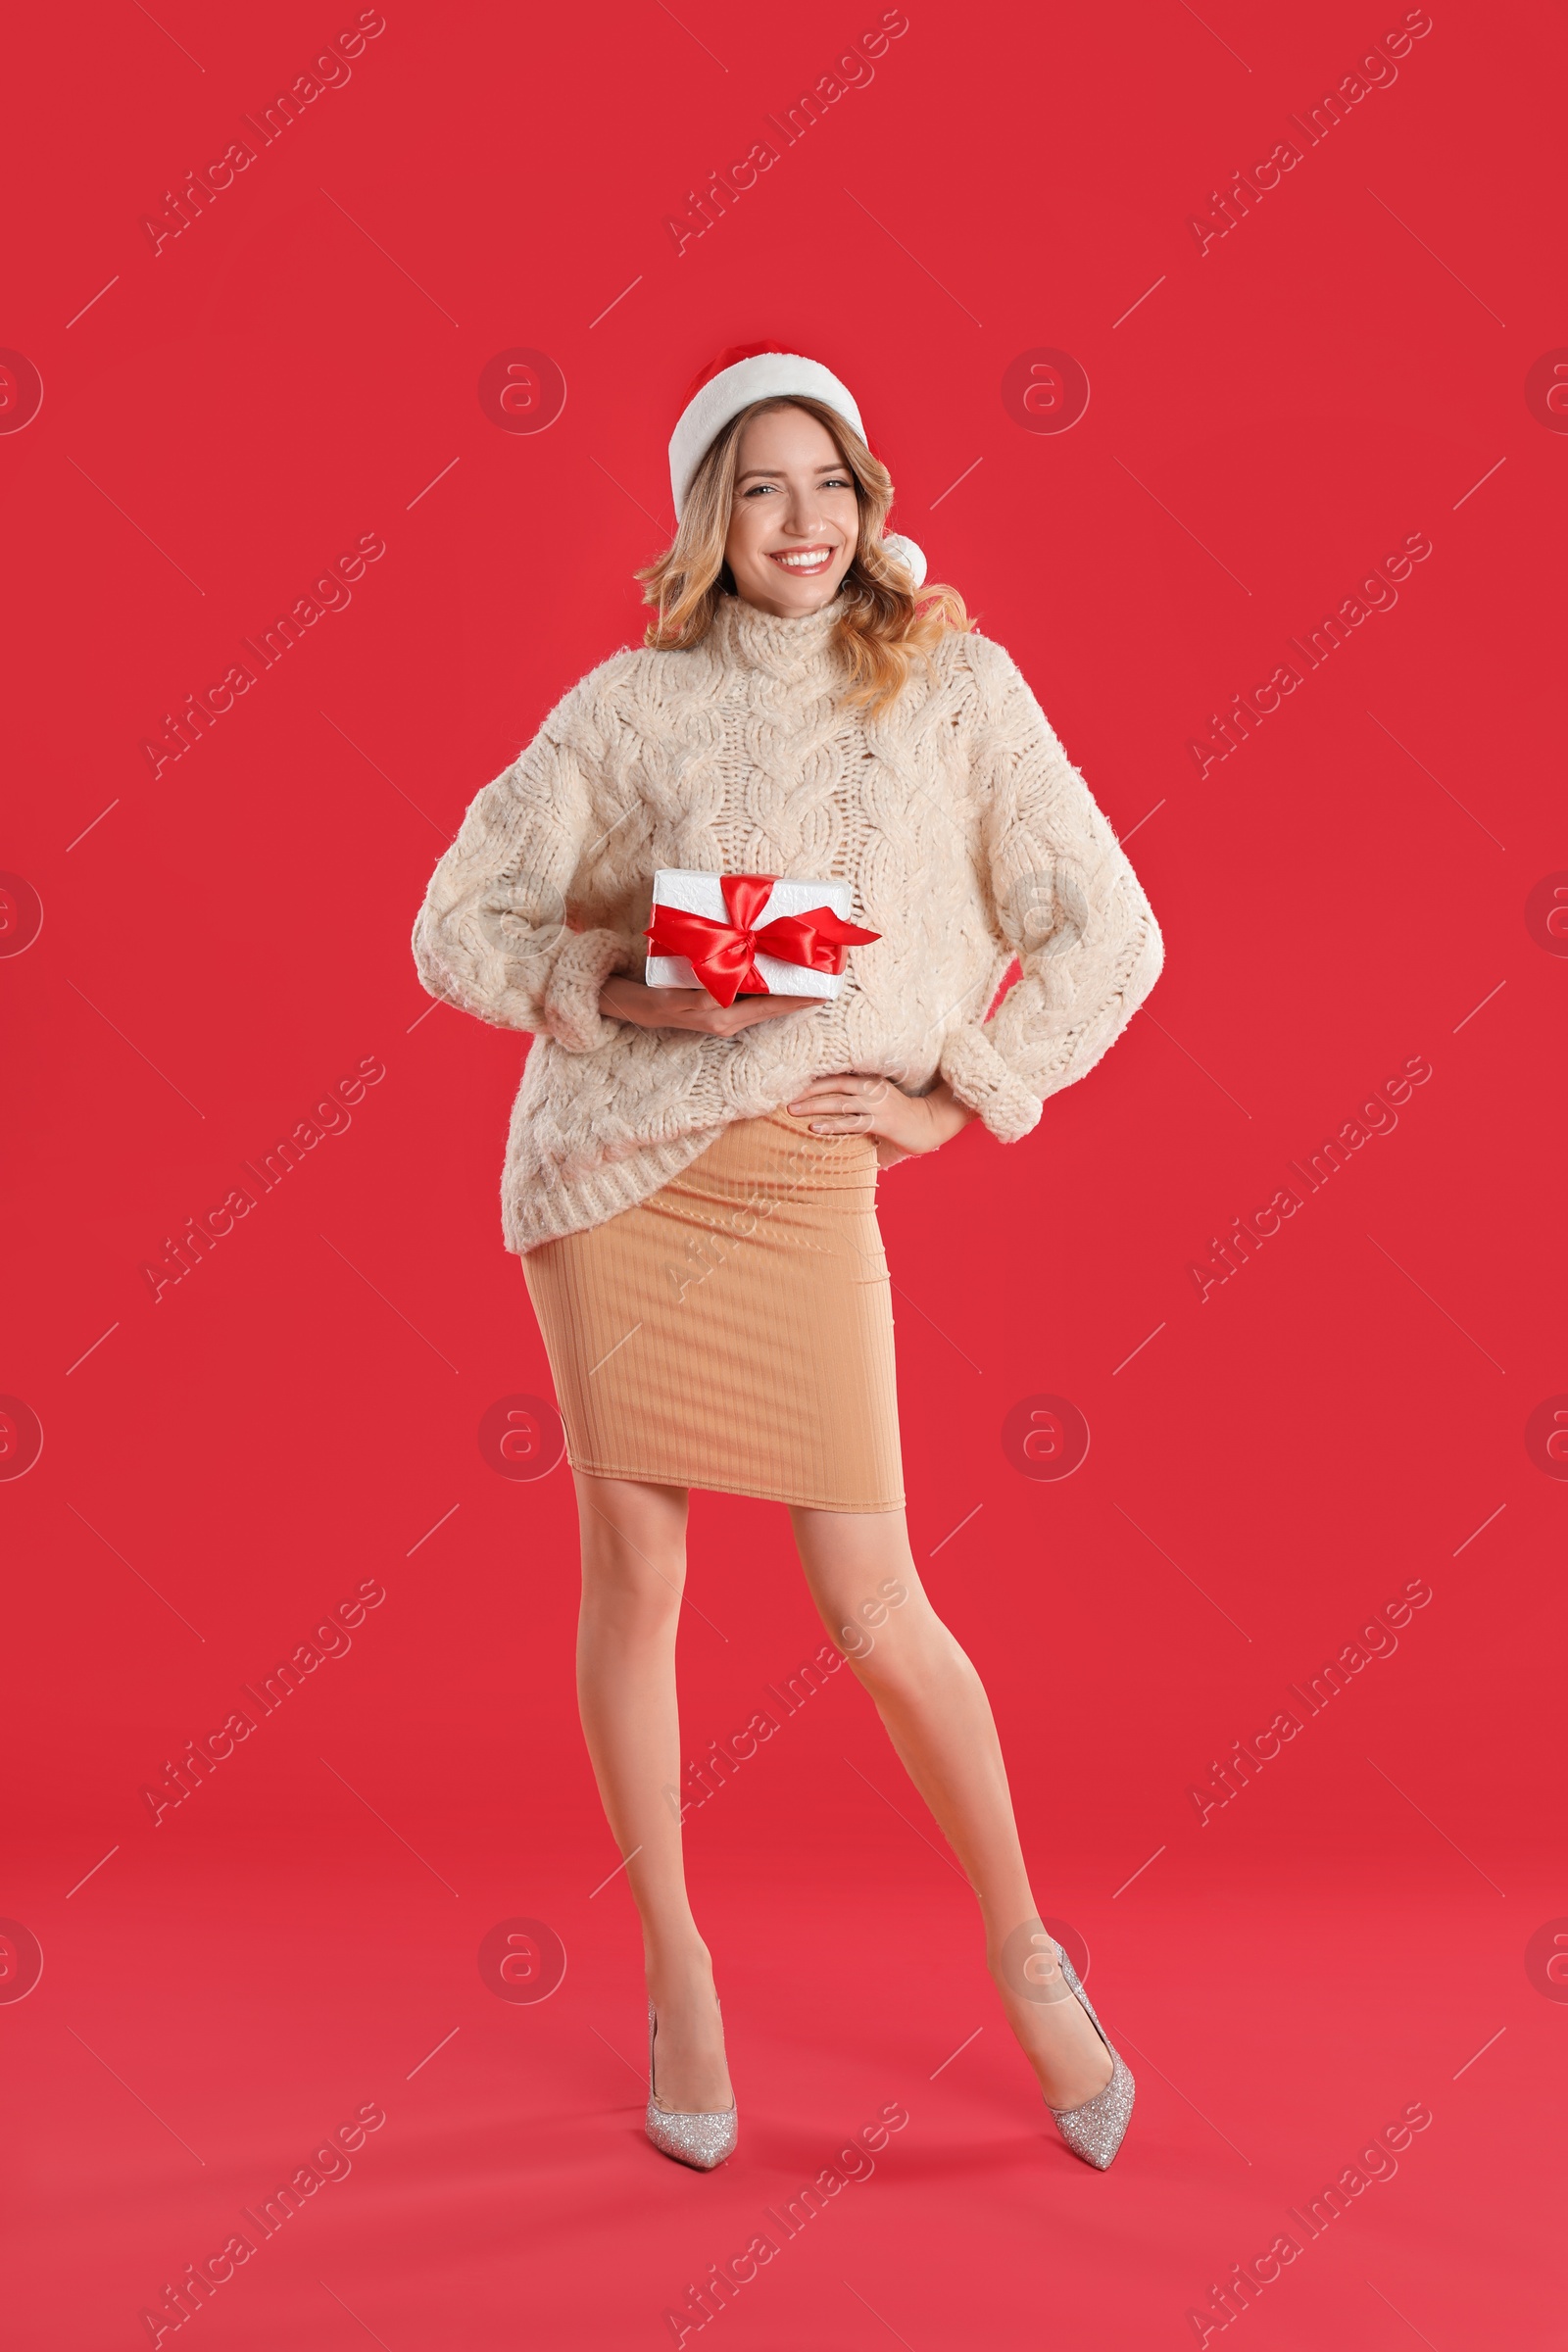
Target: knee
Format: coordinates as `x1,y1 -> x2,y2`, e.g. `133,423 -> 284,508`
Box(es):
844,1611 -> 959,1706
816,1559 -> 921,1670
580,1542 -> 683,1632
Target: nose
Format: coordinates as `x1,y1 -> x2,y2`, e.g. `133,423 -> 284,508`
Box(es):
780,478 -> 831,540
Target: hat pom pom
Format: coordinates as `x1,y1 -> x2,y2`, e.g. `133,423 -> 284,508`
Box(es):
881,532 -> 927,589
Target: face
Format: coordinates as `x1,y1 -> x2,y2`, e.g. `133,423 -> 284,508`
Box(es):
723,406 -> 860,616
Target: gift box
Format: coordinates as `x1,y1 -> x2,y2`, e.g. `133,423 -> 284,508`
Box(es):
644,870 -> 880,1006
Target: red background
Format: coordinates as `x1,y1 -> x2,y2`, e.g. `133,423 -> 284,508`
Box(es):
3,1 -> 1563,2344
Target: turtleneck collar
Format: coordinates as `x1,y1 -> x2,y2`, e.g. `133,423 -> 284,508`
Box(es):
709,590 -> 848,678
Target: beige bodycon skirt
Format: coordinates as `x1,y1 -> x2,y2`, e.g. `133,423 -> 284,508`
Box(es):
522,1109 -> 904,1511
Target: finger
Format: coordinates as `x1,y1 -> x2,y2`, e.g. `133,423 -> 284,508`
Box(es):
787,1073 -> 874,1105
732,998 -> 807,1029
710,998 -> 792,1030
791,1098 -> 881,1123
787,1080 -> 864,1104
719,1004 -> 796,1034
749,997 -> 818,1022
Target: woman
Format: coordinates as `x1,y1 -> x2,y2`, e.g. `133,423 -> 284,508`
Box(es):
413,345 -> 1163,2172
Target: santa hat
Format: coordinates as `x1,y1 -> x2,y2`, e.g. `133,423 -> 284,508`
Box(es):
668,344 -> 927,588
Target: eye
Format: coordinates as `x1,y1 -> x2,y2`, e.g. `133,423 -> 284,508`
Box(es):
743,482 -> 778,497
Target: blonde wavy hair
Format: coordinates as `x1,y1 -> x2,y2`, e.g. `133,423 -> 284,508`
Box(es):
638,395 -> 970,713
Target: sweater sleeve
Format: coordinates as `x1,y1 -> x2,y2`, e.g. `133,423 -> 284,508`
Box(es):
412,674 -> 637,1053
939,638 -> 1164,1143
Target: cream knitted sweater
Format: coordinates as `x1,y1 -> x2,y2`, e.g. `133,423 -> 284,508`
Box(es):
413,593 -> 1163,1252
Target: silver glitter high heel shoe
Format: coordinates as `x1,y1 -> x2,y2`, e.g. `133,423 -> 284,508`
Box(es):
644,1998 -> 737,2171
1043,1942 -> 1135,2169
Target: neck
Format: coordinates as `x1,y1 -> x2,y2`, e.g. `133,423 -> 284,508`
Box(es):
711,589 -> 847,675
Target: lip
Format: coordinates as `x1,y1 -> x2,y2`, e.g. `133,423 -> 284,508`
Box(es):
765,546 -> 837,575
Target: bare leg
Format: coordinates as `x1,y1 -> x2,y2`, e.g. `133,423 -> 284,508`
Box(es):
572,1471 -> 731,2113
789,1503 -> 1114,2111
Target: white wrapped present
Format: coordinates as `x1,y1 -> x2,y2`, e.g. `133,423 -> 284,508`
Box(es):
643,869 -> 879,1005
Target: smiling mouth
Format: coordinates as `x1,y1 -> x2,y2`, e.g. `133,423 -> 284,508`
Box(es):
767,546 -> 837,574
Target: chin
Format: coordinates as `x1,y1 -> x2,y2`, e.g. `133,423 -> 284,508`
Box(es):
759,566 -> 847,613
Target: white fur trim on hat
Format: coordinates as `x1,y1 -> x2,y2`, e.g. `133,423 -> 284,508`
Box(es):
669,353 -> 862,514
881,532 -> 927,588
668,350 -> 927,586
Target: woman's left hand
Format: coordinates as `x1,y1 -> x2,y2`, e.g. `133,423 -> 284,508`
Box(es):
786,1072 -> 977,1166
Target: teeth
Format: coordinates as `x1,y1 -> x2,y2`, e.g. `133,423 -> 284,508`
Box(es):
772,548 -> 832,567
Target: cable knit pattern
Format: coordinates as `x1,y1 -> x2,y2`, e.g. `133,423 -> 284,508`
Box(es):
413,595 -> 1163,1252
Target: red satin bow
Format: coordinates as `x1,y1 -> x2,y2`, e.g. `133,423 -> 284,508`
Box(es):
644,874 -> 880,1007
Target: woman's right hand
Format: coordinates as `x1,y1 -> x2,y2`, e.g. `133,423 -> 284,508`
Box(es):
599,975 -> 818,1038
